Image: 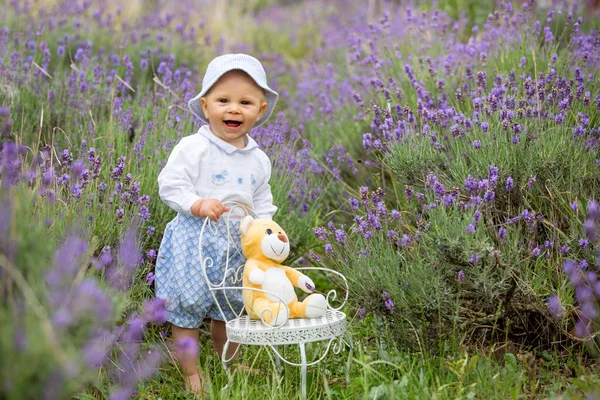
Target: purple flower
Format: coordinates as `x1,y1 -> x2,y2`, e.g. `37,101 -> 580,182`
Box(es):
511,135 -> 519,144
469,254 -> 479,264
579,238 -> 590,248
570,201 -> 578,211
466,224 -> 476,233
498,227 -> 507,242
520,56 -> 527,68
544,26 -> 555,43
484,190 -> 495,202
472,140 -> 481,149
584,219 -> 597,242
481,122 -> 488,132
146,249 -> 157,260
458,270 -> 464,284
142,298 -> 167,324
308,251 -> 322,263
473,210 -> 481,225
530,247 -> 540,257
358,308 -> 366,319
546,295 -> 564,318
324,243 -> 333,254
139,206 -> 150,222
575,317 -> 591,338
506,177 -> 514,191
563,259 -> 577,275
384,299 -> 395,311
313,227 -> 328,241
400,234 -> 410,247
560,245 -> 570,255
581,302 -> 597,320
587,200 -> 599,220
146,272 -> 155,285
334,228 -> 346,246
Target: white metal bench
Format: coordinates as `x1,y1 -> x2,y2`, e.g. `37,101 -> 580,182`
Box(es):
199,203 -> 352,400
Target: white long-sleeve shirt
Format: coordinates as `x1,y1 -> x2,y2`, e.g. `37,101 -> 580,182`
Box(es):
158,125 -> 277,219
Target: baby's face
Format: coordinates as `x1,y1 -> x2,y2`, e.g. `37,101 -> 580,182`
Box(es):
201,70 -> 267,149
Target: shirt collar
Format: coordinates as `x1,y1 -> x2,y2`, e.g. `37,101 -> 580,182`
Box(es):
198,125 -> 258,155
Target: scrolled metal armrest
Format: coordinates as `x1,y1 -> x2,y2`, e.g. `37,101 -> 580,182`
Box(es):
295,267 -> 349,311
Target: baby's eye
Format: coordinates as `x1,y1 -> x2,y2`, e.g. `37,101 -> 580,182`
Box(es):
241,100 -> 251,105
266,229 -> 273,235
218,99 -> 227,103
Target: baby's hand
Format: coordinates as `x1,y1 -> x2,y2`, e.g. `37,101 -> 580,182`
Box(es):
191,199 -> 230,222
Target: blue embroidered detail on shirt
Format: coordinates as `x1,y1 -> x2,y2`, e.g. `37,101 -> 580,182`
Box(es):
250,174 -> 256,186
212,170 -> 229,186
237,178 -> 243,185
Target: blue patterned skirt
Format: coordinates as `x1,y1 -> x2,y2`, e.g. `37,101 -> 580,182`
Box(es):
155,213 -> 245,328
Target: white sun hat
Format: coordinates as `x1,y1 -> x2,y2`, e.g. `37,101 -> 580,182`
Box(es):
188,53 -> 279,128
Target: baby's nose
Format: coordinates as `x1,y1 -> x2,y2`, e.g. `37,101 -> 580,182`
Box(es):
278,233 -> 288,243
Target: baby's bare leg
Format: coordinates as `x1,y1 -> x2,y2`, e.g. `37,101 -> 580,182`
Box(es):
211,319 -> 239,359
171,325 -> 205,392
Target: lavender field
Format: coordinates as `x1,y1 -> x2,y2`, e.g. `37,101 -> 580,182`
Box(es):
1,0 -> 600,398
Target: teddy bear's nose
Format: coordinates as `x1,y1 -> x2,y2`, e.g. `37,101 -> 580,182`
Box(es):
278,233 -> 288,243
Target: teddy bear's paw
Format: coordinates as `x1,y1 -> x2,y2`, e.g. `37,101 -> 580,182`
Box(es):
264,305 -> 289,326
305,294 -> 327,318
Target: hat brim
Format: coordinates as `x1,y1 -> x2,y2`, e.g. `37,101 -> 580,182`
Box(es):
188,67 -> 278,128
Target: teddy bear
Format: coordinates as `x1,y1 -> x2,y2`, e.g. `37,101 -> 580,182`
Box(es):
239,216 -> 328,326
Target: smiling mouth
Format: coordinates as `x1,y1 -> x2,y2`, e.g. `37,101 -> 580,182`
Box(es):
270,244 -> 285,256
224,120 -> 242,128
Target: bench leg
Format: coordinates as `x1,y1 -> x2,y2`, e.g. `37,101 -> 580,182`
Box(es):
273,345 -> 281,372
221,340 -> 233,393
344,332 -> 354,383
299,342 -> 307,400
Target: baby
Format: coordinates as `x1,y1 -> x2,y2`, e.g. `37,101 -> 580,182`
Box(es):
155,54 -> 279,394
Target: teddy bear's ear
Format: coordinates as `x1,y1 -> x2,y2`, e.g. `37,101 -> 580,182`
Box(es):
240,215 -> 254,235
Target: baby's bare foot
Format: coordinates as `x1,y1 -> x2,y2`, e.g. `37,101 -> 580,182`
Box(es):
184,373 -> 207,397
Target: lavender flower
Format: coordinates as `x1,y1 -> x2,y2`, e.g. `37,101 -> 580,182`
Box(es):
498,227 -> 507,243
313,227 -> 328,241
587,200 -> 599,220
358,308 -> 366,319
146,272 -> 155,285
505,177 -> 514,192
546,295 -> 564,318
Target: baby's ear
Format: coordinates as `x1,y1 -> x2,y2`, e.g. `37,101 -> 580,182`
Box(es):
240,216 -> 254,235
